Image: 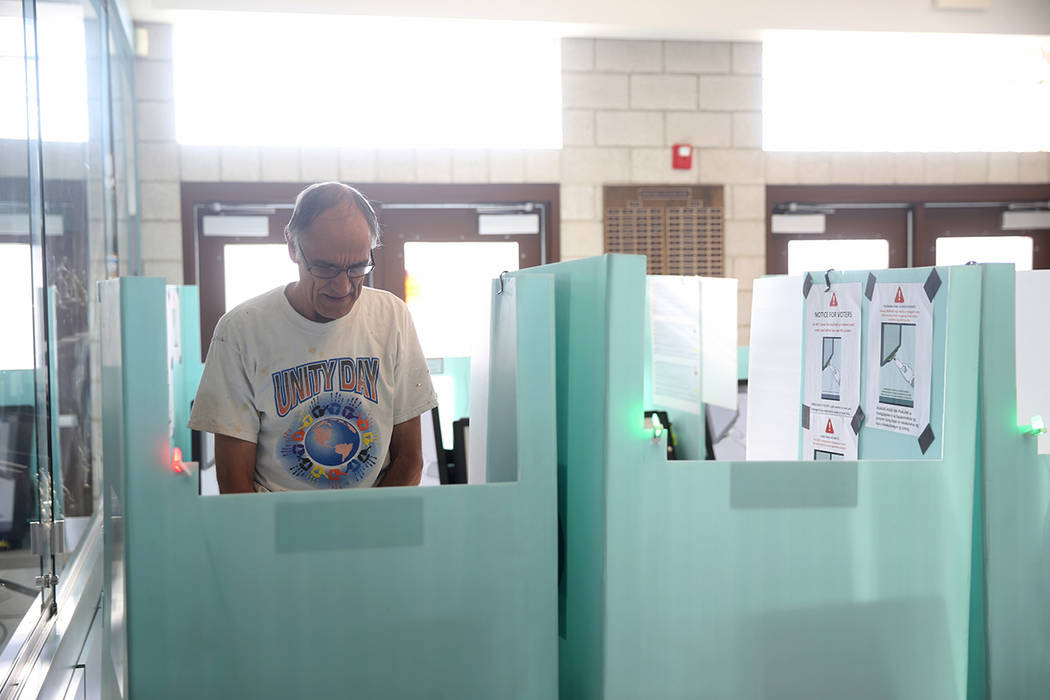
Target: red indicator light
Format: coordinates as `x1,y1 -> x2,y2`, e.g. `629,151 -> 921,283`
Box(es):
171,446 -> 184,473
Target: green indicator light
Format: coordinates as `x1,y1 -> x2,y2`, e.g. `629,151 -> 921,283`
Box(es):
651,413 -> 663,439
1023,415 -> 1046,437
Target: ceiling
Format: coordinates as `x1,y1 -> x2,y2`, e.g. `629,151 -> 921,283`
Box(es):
126,0 -> 1050,40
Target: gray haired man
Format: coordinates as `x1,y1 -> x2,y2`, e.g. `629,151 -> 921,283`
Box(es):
188,182 -> 437,493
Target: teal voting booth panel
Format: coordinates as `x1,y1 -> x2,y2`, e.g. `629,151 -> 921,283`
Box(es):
540,256 -> 983,700
167,285 -> 204,460
99,276 -> 558,700
978,265 -> 1050,699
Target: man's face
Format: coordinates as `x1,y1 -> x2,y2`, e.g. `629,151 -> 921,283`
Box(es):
288,204 -> 373,322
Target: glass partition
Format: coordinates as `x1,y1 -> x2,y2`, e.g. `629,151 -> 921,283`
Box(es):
36,0 -> 108,573
109,13 -> 140,277
0,0 -> 46,662
0,0 -> 139,675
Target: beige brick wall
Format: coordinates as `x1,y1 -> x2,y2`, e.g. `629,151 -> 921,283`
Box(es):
135,27 -> 1050,345
559,39 -> 767,346
135,23 -> 182,283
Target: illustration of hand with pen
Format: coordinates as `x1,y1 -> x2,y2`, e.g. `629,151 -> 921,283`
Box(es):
821,342 -> 841,386
886,347 -> 915,387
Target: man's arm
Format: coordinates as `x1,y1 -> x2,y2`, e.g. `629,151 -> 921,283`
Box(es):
375,416 -> 422,487
214,434 -> 258,493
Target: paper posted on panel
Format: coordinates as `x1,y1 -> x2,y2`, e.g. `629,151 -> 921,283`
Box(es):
864,283 -> 933,438
801,282 -> 862,460
648,276 -> 701,414
699,277 -> 738,410
746,275 -> 803,460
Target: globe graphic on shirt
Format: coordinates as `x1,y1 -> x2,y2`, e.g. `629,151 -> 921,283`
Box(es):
303,417 -> 361,467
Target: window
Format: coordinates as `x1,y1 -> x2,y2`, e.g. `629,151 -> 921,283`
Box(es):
787,239 -> 890,276
763,31 -> 1050,152
404,241 -> 520,359
0,244 -> 33,370
173,13 -> 562,149
935,236 -> 1034,270
224,244 -> 295,312
0,3 -> 88,142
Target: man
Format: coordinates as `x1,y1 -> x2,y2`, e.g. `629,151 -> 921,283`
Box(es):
188,182 -> 437,492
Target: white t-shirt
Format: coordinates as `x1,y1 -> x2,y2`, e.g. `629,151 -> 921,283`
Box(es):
188,285 -> 437,491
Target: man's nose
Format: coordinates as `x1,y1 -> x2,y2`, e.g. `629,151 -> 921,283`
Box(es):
329,271 -> 353,293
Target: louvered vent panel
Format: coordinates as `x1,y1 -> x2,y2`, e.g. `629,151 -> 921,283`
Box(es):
604,186 -> 724,276
605,202 -> 666,273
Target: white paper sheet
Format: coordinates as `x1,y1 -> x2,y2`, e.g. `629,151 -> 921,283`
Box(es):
1016,270 -> 1050,454
648,276 -> 702,414
801,282 -> 862,460
468,283 -> 493,484
700,277 -> 739,409
746,276 -> 803,460
864,283 -> 934,437
419,408 -> 441,487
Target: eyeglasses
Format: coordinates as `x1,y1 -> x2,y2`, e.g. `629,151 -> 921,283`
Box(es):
297,243 -> 375,280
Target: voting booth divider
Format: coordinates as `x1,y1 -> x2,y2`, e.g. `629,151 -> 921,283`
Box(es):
977,265 -> 1050,699
98,275 -> 558,699
98,260 -> 1048,700
532,255 -> 986,700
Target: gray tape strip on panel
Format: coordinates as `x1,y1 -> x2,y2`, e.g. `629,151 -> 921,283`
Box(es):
918,424 -> 936,454
276,498 -> 424,552
865,272 -> 877,301
924,268 -> 942,301
731,462 -> 858,509
851,407 -> 865,435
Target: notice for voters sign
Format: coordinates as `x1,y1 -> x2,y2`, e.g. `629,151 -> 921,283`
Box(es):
801,282 -> 862,460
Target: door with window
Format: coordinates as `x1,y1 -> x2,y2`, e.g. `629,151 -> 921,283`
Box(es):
184,183 -> 559,359
911,185 -> 1050,270
373,206 -> 542,360
767,187 -> 908,275
768,184 -> 1050,276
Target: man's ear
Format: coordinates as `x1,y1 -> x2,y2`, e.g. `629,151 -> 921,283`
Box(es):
285,231 -> 298,264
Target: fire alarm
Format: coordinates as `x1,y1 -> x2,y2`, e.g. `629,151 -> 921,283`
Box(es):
672,143 -> 692,170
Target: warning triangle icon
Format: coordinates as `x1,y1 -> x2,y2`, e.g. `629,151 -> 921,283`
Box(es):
825,419 -> 835,434
829,293 -> 838,307
894,287 -> 905,303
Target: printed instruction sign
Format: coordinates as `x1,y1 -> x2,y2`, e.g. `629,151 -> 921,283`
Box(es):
806,411 -> 854,461
864,282 -> 934,438
802,282 -> 862,460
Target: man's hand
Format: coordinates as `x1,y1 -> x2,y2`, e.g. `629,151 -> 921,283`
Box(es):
214,434 -> 258,493
375,416 -> 423,487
